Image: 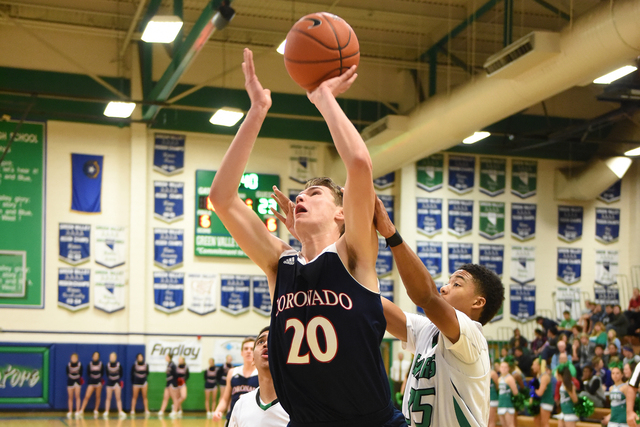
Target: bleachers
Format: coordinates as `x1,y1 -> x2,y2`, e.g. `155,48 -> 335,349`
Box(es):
514,408 -> 610,426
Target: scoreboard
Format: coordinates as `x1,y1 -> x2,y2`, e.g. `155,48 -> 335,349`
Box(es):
195,170 -> 280,258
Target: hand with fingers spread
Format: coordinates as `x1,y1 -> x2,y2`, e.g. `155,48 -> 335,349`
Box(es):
270,186 -> 299,241
373,196 -> 396,239
242,48 -> 272,113
307,66 -> 358,105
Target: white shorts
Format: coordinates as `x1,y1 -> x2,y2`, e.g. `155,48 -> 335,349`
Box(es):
560,413 -> 579,422
490,400 -> 499,408
498,408 -> 515,415
608,423 -> 629,427
133,382 -> 148,388
106,383 -> 122,390
540,403 -> 554,412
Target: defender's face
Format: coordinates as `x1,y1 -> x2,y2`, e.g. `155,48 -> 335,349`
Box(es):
253,331 -> 269,370
242,342 -> 254,364
439,270 -> 480,314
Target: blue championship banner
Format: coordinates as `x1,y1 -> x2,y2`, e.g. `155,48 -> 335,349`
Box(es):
186,273 -> 217,315
595,250 -> 618,286
380,279 -> 394,303
448,155 -> 475,194
479,201 -> 505,240
594,285 -> 620,306
154,133 -> 185,175
376,236 -> 393,277
154,228 -> 184,270
57,268 -> 90,311
252,276 -> 271,316
378,195 -> 394,224
0,347 -> 48,401
59,223 -> 90,265
448,243 -> 473,274
374,172 -> 395,190
220,275 -> 250,315
417,241 -> 442,279
511,160 -> 537,199
510,246 -> 535,284
511,203 -> 536,241
598,180 -> 621,204
479,157 -> 506,197
153,271 -> 184,314
288,236 -> 302,252
558,206 -> 583,243
557,248 -> 582,285
510,284 -> 536,322
417,283 -> 443,316
479,244 -> 504,278
595,208 -> 620,244
154,181 -> 184,223
416,154 -> 444,192
417,198 -> 442,237
448,199 -> 473,237
71,153 -> 103,213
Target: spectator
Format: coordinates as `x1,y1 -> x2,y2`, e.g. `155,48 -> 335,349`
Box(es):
551,340 -> 572,371
536,316 -> 559,334
607,329 -> 622,352
514,347 -> 533,377
624,288 -> 640,335
573,333 -> 595,371
499,346 -> 509,362
509,328 -> 528,350
589,304 -> 605,333
606,305 -> 629,339
623,362 -> 636,382
578,365 -> 605,408
589,322 -> 608,346
622,346 -> 640,367
579,301 -> 596,333
570,324 -> 582,338
531,329 -> 547,356
541,326 -> 559,361
602,305 -> 614,327
593,356 -> 613,389
594,344 -> 607,366
607,343 -> 621,365
558,310 -> 577,337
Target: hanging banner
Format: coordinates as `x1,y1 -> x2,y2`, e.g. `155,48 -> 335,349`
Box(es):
153,133 -> 185,175
598,180 -> 621,204
595,250 -> 618,286
252,275 -> 271,317
479,244 -> 504,278
154,181 -> 184,223
448,155 -> 475,194
448,243 -> 473,274
153,271 -> 184,314
511,203 -> 537,241
95,225 -> 126,269
448,199 -> 473,237
154,228 -> 184,270
416,198 -> 442,237
555,285 -> 581,322
595,208 -> 620,244
147,339 -> 202,373
479,201 -> 505,240
416,154 -> 444,192
479,157 -> 506,197
511,160 -> 537,198
288,236 -> 302,252
289,144 -> 318,184
374,172 -> 395,190
510,284 -> 536,323
220,275 -> 251,315
378,195 -> 395,224
94,269 -> 126,313
186,273 -> 217,315
510,246 -> 535,284
594,285 -> 620,306
59,223 -> 90,265
558,206 -> 583,243
376,236 -> 393,277
71,153 -> 103,213
57,268 -> 90,311
417,241 -> 442,279
380,279 -> 394,303
289,189 -> 301,204
557,248 -> 582,285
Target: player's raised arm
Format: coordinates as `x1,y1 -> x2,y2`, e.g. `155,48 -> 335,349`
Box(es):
307,67 -> 378,289
209,49 -> 289,290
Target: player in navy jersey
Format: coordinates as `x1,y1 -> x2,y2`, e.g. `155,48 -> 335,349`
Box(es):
209,48 -> 404,426
130,353 -> 150,417
175,356 -> 190,416
158,353 -> 181,418
79,351 -> 104,417
103,352 -> 126,419
66,353 -> 82,419
204,357 -> 220,418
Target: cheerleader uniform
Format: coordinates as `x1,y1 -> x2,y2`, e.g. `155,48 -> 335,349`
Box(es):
131,361 -> 149,387
559,383 -> 579,422
106,361 -> 123,388
166,360 -> 178,388
87,360 -> 104,386
176,363 -> 189,387
219,362 -> 232,384
489,378 -> 499,408
67,361 -> 82,387
609,383 -> 629,427
498,375 -> 515,415
204,365 -> 220,390
539,374 -> 556,412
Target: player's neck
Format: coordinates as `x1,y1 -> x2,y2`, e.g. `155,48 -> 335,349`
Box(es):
257,374 -> 277,403
242,362 -> 254,375
298,229 -> 340,261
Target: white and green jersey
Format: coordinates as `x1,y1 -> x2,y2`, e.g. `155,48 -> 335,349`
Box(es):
609,383 -> 627,424
402,311 -> 491,427
228,387 -> 289,427
559,384 -> 576,415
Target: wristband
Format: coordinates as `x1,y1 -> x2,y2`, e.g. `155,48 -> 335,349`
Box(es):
385,230 -> 403,248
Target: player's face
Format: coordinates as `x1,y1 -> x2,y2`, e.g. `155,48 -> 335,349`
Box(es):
253,331 -> 269,370
294,186 -> 342,230
440,270 -> 481,315
242,341 -> 255,364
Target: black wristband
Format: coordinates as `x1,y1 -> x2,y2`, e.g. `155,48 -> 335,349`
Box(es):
385,230 -> 403,248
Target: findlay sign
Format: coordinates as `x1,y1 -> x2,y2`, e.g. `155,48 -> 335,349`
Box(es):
146,340 -> 202,373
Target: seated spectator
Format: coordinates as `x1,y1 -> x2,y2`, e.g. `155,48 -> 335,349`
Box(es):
589,321 -> 608,346
607,329 -> 622,353
536,316 -> 559,334
624,288 -> 640,335
570,324 -> 582,338
606,305 -> 629,339
551,340 -> 572,371
514,347 -> 534,377
593,356 -> 613,389
578,365 -> 606,408
622,346 -> 640,367
594,344 -> 607,366
509,328 -> 528,351
589,304 -> 605,333
607,343 -> 621,365
558,310 -> 577,337
541,326 -> 559,361
602,305 -> 614,327
579,300 -> 596,333
623,362 -> 636,381
531,329 -> 547,356
573,333 -> 595,371
499,346 -> 509,362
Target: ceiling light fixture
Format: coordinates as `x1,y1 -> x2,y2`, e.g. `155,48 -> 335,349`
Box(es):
141,15 -> 184,43
462,131 -> 491,144
276,40 -> 287,55
209,108 -> 244,127
104,101 -> 136,118
624,146 -> 640,157
593,65 -> 637,84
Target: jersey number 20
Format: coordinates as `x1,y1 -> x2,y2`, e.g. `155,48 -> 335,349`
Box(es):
286,316 -> 338,364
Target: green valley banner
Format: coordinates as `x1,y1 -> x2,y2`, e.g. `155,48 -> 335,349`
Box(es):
479,201 -> 505,240
479,157 -> 506,197
416,154 -> 444,192
511,160 -> 537,198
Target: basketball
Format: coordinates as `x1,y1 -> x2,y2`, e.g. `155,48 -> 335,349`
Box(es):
283,12 -> 360,92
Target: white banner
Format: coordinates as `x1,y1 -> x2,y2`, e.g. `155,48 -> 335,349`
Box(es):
94,269 -> 126,313
95,225 -> 126,268
213,338 -> 248,366
147,339 -> 202,373
555,286 -> 581,322
186,273 -> 217,315
595,250 -> 618,286
289,144 -> 317,184
510,246 -> 535,284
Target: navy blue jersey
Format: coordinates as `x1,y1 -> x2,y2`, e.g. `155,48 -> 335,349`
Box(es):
131,362 -> 149,385
176,364 -> 189,381
204,366 -> 219,389
87,360 -> 104,385
227,366 -> 259,420
106,361 -> 123,387
269,244 -> 399,426
66,361 -> 82,386
166,361 -> 178,387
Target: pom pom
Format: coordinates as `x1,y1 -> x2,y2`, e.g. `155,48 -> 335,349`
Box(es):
101,378 -> 105,386
177,378 -> 185,386
529,378 -> 540,390
573,396 -> 595,418
395,392 -> 403,406
511,392 -> 528,411
79,378 -> 84,385
526,398 -> 541,416
120,380 -> 124,388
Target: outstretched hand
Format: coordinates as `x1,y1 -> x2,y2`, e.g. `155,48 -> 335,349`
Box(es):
270,186 -> 299,241
373,196 -> 395,239
242,48 -> 272,112
307,66 -> 358,105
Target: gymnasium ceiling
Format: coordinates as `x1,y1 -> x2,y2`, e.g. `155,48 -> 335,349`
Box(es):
1,0 -> 640,161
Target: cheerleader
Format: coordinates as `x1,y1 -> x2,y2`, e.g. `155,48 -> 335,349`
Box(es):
103,352 -> 126,419
79,351 -> 104,417
158,353 -> 181,418
204,357 -> 220,418
603,366 -> 638,427
130,353 -> 150,417
218,355 -> 233,399
498,361 -> 519,427
66,353 -> 82,419
489,366 -> 499,427
176,355 -> 190,415
556,364 -> 579,427
531,358 -> 555,427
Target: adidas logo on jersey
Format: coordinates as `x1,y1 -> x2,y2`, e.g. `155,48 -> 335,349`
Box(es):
283,258 -> 295,265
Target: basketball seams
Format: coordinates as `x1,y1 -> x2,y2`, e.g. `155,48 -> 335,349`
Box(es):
288,28 -> 342,51
321,14 -> 343,74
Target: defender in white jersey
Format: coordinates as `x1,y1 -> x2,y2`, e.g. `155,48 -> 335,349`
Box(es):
373,198 -> 504,427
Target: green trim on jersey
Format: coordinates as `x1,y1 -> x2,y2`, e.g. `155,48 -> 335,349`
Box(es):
256,390 -> 280,412
498,377 -> 514,408
610,384 -> 627,424
453,397 -> 472,427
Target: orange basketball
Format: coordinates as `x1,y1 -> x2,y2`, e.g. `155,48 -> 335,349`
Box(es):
283,12 -> 360,92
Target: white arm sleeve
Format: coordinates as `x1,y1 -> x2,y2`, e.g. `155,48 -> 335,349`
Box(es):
441,310 -> 487,365
402,313 -> 432,354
